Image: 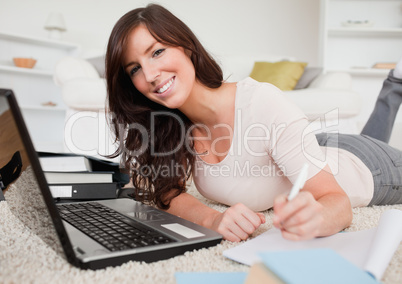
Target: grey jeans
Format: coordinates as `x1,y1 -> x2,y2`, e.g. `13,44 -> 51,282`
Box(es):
316,71 -> 402,206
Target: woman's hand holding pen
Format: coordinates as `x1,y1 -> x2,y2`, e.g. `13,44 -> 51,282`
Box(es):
272,163 -> 325,241
272,164 -> 352,240
208,203 -> 266,242
273,191 -> 324,241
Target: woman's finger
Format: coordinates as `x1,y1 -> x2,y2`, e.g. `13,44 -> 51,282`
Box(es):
280,214 -> 322,240
273,192 -> 313,226
219,203 -> 264,240
256,212 -> 266,224
281,201 -> 322,228
240,210 -> 264,231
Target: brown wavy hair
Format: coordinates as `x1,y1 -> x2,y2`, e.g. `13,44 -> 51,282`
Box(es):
106,4 -> 223,209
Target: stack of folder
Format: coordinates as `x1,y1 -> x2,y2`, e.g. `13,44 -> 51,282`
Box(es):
175,249 -> 379,284
244,249 -> 379,284
38,152 -> 127,200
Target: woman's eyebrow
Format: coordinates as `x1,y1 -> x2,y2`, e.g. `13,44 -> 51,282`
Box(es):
144,41 -> 158,55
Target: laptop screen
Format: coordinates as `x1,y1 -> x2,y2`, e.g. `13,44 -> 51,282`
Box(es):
0,91 -> 70,260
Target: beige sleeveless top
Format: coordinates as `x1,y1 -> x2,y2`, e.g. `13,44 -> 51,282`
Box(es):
192,78 -> 373,211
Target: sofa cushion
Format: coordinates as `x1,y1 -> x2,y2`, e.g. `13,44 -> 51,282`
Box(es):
309,72 -> 353,89
249,61 -> 307,91
54,57 -> 101,86
294,67 -> 323,90
283,88 -> 361,120
61,78 -> 107,110
218,55 -> 295,82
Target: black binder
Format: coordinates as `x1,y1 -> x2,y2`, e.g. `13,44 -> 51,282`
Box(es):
49,182 -> 118,200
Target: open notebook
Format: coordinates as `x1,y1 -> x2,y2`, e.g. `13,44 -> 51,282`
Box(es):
223,209 -> 402,281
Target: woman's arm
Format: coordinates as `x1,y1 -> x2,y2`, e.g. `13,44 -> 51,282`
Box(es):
165,192 -> 265,242
273,164 -> 353,240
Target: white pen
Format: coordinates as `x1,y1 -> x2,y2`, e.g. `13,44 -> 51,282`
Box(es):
287,163 -> 309,201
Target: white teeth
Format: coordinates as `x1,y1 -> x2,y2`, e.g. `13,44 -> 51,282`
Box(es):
157,78 -> 174,93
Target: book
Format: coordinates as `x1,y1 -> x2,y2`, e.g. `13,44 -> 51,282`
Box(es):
49,183 -> 118,200
244,249 -> 379,284
39,156 -> 92,172
44,171 -> 113,184
37,152 -> 130,187
223,209 -> 402,281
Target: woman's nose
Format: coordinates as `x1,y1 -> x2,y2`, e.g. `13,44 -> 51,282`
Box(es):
142,63 -> 160,83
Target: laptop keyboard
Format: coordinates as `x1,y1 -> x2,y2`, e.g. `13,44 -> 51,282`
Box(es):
57,202 -> 175,252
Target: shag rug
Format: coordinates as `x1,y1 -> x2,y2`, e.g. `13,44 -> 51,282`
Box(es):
0,174 -> 401,284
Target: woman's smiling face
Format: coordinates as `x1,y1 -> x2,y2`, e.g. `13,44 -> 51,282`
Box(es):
123,25 -> 196,109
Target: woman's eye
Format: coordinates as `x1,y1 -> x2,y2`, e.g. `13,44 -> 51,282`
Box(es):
130,65 -> 141,76
153,48 -> 165,57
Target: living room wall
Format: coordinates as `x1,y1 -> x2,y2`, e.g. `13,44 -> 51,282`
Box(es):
0,0 -> 320,65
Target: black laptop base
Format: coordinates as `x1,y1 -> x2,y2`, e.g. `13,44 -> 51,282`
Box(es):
78,238 -> 220,270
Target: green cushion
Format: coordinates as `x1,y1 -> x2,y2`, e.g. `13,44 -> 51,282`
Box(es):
249,61 -> 307,91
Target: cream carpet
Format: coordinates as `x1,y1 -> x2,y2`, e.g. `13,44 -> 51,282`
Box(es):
0,174 -> 401,284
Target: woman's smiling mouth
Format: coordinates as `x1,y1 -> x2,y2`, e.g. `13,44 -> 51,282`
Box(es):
156,77 -> 175,94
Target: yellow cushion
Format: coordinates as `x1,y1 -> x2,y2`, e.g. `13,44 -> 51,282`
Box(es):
249,61 -> 307,91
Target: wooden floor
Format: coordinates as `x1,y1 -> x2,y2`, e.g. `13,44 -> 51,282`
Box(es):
0,110 -> 30,191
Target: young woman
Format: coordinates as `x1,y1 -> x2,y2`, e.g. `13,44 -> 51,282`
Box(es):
105,4 -> 402,242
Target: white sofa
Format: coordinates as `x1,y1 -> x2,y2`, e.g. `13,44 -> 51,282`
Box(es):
54,57 -> 112,158
218,55 -> 361,130
54,56 -> 361,157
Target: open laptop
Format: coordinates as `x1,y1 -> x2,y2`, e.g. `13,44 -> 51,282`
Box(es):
0,89 -> 222,270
